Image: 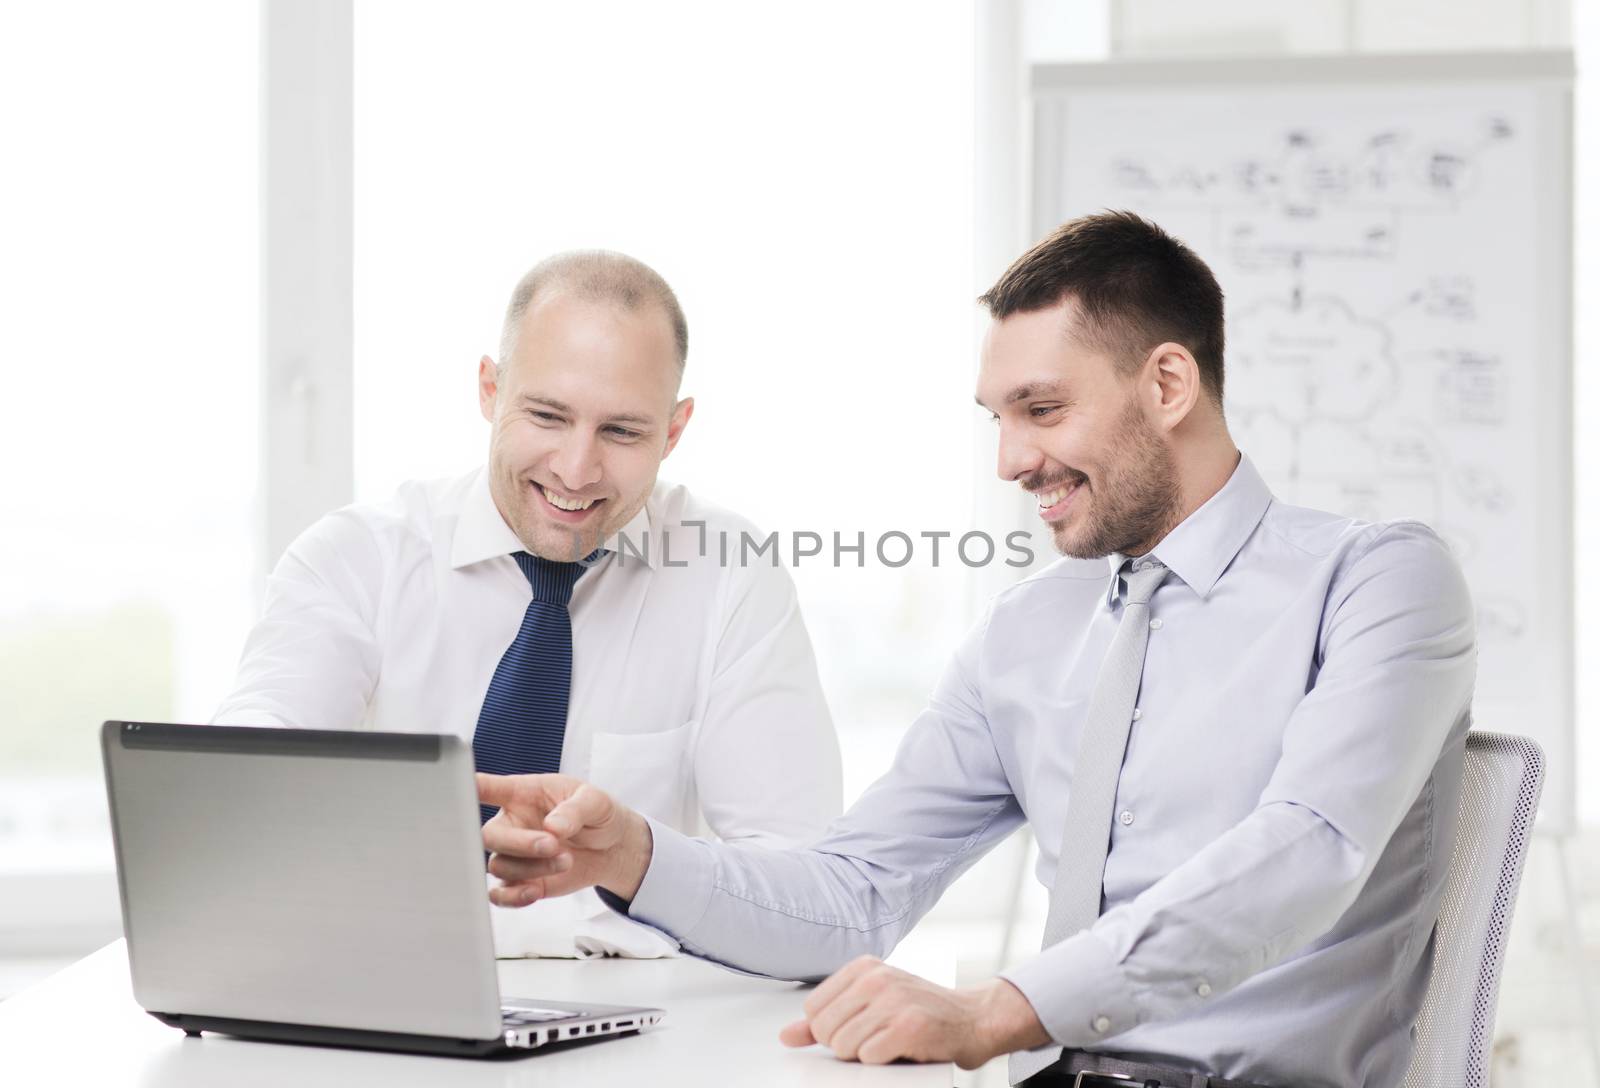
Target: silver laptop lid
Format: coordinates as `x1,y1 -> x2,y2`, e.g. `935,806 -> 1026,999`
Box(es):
102,721 -> 503,1040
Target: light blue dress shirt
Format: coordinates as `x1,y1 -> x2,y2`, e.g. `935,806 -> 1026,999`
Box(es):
621,454 -> 1476,1088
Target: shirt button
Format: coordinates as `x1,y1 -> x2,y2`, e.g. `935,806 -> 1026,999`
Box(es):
1091,1015 -> 1112,1034
1148,618 -> 1163,630
1119,810 -> 1134,826
1131,708 -> 1143,721
1196,981 -> 1213,998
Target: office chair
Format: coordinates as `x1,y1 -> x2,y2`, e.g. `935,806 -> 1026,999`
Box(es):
1403,730 -> 1546,1088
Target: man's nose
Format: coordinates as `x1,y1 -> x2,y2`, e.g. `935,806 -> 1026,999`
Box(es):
995,422 -> 1044,483
548,432 -> 603,492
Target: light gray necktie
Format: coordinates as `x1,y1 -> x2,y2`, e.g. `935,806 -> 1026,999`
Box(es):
1010,558 -> 1168,1085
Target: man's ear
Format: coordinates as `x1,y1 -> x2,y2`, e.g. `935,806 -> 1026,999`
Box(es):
662,396 -> 695,458
1144,342 -> 1201,432
478,356 -> 500,423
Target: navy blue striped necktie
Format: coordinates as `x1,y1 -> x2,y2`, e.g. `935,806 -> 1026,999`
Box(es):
474,550 -> 599,824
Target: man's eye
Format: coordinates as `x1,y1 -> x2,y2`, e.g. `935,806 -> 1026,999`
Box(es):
531,411 -> 561,423
606,427 -> 641,440
1030,404 -> 1061,418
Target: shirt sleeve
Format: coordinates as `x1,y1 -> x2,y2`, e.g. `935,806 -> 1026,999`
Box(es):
1002,522 -> 1477,1047
689,559 -> 843,846
211,507 -> 386,730
624,609 -> 1026,980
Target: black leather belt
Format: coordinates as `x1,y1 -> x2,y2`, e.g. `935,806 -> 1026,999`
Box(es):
1023,1049 -> 1280,1088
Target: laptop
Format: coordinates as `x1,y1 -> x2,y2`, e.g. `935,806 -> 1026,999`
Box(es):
100,720 -> 664,1056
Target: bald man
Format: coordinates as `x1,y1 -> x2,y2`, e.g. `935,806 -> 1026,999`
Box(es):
214,251 -> 843,957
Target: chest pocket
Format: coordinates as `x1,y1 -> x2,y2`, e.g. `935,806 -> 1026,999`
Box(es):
587,721 -> 697,830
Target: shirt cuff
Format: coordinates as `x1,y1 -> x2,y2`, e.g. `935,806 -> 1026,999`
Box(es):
602,818 -> 716,944
1000,929 -> 1141,1047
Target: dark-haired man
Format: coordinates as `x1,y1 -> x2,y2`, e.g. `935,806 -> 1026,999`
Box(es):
476,214 -> 1475,1087
217,251 -> 842,957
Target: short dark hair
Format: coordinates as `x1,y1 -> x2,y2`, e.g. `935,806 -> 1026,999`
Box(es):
501,250 -> 688,369
978,211 -> 1225,404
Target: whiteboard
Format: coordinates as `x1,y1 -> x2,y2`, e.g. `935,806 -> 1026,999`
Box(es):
1031,52 -> 1576,831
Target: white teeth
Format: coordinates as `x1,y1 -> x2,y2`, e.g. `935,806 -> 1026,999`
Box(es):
541,486 -> 596,512
1036,483 -> 1074,509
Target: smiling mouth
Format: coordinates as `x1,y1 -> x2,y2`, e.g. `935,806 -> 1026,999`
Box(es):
534,482 -> 605,518
1031,477 -> 1085,521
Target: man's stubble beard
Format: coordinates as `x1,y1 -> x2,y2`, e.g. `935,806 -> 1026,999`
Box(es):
488,461 -> 601,562
1054,397 -> 1182,561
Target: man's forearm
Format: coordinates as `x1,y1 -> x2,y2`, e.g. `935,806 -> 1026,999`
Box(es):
619,820 -> 916,982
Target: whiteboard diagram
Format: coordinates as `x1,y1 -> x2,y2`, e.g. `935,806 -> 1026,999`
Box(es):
1033,55 -> 1574,828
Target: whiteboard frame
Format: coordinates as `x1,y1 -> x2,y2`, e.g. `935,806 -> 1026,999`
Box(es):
1028,50 -> 1577,833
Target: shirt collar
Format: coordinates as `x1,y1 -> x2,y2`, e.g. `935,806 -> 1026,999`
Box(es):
450,469 -> 659,570
1105,452 -> 1273,606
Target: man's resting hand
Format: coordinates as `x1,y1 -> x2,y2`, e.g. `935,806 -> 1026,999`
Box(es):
780,956 -> 1050,1069
477,773 -> 654,906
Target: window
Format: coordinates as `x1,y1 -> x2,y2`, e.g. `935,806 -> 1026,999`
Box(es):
0,1 -> 259,959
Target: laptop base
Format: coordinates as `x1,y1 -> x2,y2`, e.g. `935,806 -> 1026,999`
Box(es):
154,1010 -> 520,1057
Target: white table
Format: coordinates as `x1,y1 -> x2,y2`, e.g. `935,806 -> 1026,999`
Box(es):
0,942 -> 953,1086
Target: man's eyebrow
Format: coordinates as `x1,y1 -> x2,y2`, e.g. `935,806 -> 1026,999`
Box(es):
1004,381 -> 1071,405
517,395 -> 656,427
519,395 -> 572,412
974,381 -> 1072,409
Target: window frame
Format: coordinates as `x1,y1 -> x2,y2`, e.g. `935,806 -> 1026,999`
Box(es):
2,0 -> 354,966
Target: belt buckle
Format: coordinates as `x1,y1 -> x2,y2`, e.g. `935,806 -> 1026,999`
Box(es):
1071,1074 -> 1141,1088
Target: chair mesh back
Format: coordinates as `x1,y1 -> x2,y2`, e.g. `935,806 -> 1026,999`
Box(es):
1403,731 -> 1545,1088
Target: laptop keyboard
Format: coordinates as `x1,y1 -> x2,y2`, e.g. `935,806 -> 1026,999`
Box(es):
501,1006 -> 580,1026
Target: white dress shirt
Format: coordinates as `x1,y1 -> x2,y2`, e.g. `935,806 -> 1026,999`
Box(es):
619,454 -> 1475,1088
215,468 -> 843,955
